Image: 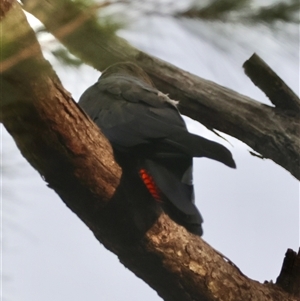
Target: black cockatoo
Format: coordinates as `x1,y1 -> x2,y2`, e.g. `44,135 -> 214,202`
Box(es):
79,62 -> 235,236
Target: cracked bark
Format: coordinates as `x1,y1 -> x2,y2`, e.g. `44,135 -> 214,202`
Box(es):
276,248 -> 300,297
1,1 -> 299,301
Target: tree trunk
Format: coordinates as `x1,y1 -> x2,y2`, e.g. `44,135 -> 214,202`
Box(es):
1,2 -> 299,301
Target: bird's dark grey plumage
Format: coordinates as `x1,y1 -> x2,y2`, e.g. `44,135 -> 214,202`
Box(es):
79,62 -> 236,236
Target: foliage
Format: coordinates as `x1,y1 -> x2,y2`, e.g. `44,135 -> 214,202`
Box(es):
177,0 -> 300,23
24,0 -> 299,69
252,0 -> 300,23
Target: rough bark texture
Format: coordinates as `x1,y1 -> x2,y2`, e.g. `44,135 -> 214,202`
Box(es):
243,53 -> 300,113
276,248 -> 300,297
21,0 -> 300,180
1,2 -> 299,301
1,0 -> 121,233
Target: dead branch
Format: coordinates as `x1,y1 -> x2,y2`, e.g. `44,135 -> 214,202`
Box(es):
243,53 -> 300,112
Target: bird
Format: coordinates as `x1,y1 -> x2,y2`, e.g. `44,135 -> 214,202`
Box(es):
78,62 -> 236,236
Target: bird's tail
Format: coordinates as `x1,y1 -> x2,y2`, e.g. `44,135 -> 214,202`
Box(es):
166,133 -> 236,168
141,159 -> 204,236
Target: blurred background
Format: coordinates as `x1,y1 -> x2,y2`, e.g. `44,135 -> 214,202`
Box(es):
2,0 -> 299,300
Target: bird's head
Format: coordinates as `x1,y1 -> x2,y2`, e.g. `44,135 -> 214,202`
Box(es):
100,62 -> 155,87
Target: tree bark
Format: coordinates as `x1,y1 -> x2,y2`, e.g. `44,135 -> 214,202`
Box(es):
1,2 -> 299,301
276,248 -> 300,297
243,53 -> 300,113
19,0 -> 300,180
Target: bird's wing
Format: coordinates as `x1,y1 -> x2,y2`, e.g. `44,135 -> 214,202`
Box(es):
79,76 -> 188,149
79,75 -> 236,168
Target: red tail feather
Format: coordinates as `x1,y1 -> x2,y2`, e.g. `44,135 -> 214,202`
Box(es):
139,169 -> 162,202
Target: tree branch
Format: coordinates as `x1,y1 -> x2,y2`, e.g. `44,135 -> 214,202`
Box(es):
276,248 -> 300,297
243,53 -> 300,113
1,2 -> 298,301
21,0 -> 300,180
